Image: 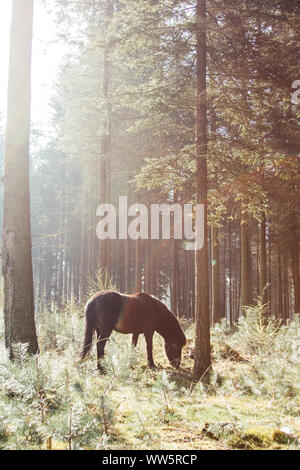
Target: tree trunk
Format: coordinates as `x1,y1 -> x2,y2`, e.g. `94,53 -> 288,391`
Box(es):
291,230 -> 300,314
135,238 -> 142,292
99,0 -> 114,274
268,228 -> 272,316
277,248 -> 283,320
211,225 -> 221,323
282,258 -> 290,323
2,0 -> 38,357
172,214 -> 179,313
193,0 -> 211,382
228,219 -> 233,325
124,238 -> 130,293
144,240 -> 152,293
240,213 -> 252,312
259,213 -> 269,316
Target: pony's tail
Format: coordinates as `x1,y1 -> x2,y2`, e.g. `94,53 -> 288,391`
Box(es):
81,300 -> 95,359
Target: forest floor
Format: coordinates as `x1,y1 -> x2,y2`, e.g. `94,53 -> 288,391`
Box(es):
0,301 -> 299,450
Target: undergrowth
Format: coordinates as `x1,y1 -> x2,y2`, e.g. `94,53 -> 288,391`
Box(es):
0,299 -> 299,450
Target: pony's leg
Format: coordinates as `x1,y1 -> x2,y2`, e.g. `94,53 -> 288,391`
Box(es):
96,327 -> 113,373
144,331 -> 156,369
130,333 -> 140,369
132,333 -> 139,347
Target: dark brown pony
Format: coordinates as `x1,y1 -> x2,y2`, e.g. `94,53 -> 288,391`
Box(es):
81,291 -> 186,371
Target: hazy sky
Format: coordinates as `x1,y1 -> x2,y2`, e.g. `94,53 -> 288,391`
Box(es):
0,0 -> 63,136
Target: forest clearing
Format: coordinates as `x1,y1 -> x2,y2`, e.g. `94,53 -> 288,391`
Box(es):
0,0 -> 299,454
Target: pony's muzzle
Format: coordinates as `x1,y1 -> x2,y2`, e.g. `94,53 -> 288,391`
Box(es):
171,358 -> 180,369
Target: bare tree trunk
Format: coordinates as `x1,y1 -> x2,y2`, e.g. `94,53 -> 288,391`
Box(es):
211,225 -> 221,323
228,219 -> 233,325
144,240 -> 152,293
124,238 -> 130,292
210,105 -> 221,324
268,229 -> 272,316
123,181 -> 130,292
172,236 -> 179,314
282,258 -> 290,324
240,213 -> 252,312
185,250 -> 191,318
291,229 -> 300,314
259,213 -> 269,316
219,227 -> 226,322
151,241 -> 157,296
277,248 -> 283,320
135,238 -> 142,292
80,223 -> 87,297
63,164 -> 69,302
99,0 -> 114,274
58,174 -> 64,306
193,0 -> 211,382
190,251 -> 195,320
2,0 -> 38,357
74,231 -> 80,301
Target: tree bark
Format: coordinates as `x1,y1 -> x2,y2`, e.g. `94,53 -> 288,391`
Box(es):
99,0 -> 114,274
2,0 -> 38,357
277,248 -> 283,320
172,194 -> 179,314
240,213 -> 252,312
291,229 -> 300,314
135,238 -> 142,292
228,218 -> 233,324
259,212 -> 269,316
211,225 -> 221,323
282,258 -> 290,323
193,0 -> 211,382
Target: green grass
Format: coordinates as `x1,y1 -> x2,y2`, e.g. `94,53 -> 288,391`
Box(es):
0,301 -> 299,450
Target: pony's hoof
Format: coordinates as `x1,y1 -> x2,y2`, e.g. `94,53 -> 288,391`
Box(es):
97,363 -> 107,374
148,363 -> 157,370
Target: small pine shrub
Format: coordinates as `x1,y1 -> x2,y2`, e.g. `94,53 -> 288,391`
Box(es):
211,303 -> 300,403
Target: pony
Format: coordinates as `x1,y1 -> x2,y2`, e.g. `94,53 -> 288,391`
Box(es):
81,291 -> 186,371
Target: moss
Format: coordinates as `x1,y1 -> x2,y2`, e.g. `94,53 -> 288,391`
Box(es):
244,432 -> 269,446
272,429 -> 298,445
244,427 -> 273,447
226,426 -> 276,449
272,430 -> 289,444
227,435 -> 253,449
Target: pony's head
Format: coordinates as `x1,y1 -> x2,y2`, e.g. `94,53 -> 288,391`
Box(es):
165,338 -> 186,369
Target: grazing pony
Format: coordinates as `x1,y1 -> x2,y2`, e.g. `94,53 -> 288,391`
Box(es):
81,291 -> 186,371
